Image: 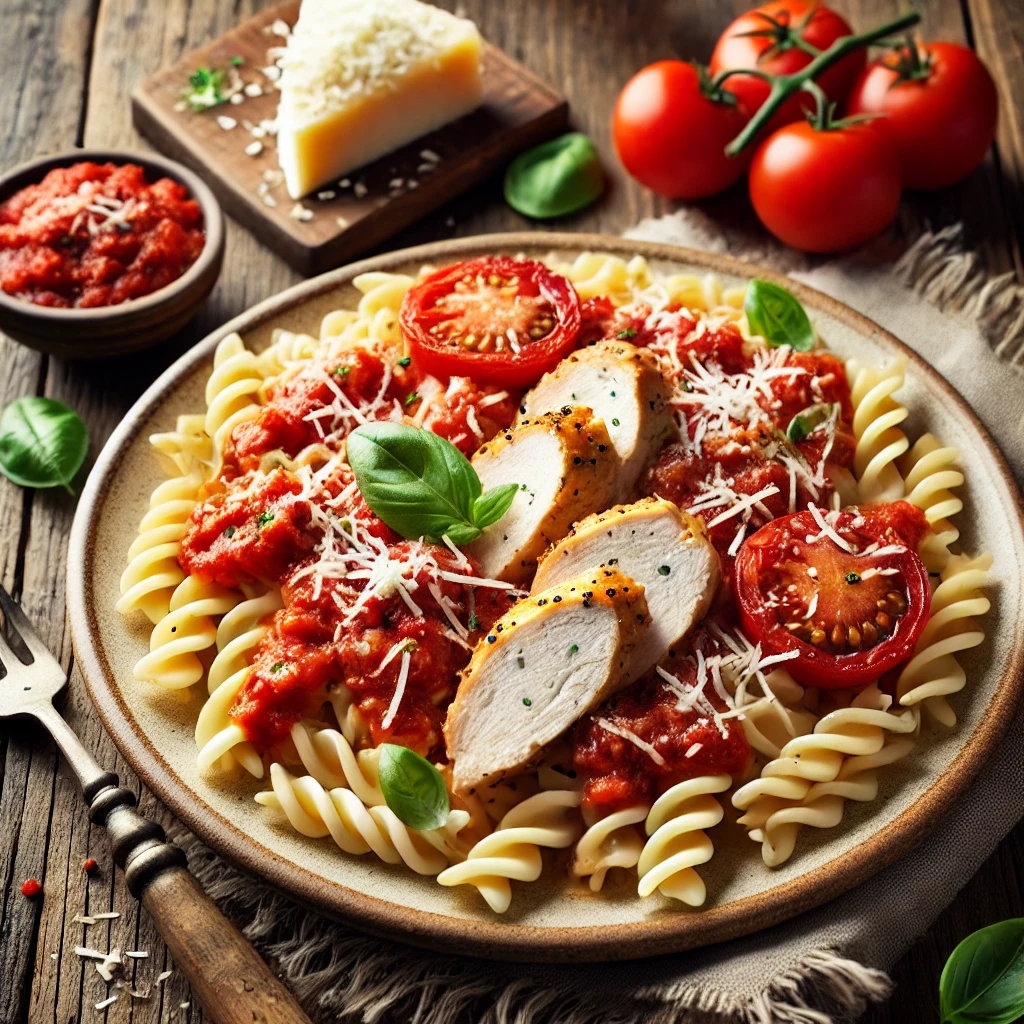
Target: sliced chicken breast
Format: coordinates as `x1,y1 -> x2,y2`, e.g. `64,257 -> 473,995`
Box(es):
519,340 -> 675,501
532,497 -> 720,680
446,567 -> 650,793
467,407 -> 620,584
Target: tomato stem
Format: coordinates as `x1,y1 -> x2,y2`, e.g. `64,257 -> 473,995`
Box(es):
724,10 -> 921,157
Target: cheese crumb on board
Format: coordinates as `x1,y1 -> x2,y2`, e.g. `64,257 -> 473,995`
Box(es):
276,0 -> 484,199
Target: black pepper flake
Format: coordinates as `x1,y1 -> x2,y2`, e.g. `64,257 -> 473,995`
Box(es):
561,405 -> 572,415
496,623 -> 504,632
605,588 -> 616,597
486,635 -> 497,644
537,598 -> 548,606
573,456 -> 582,464
520,405 -> 527,414
553,595 -> 562,602
582,600 -> 591,608
598,444 -> 607,452
517,656 -> 526,669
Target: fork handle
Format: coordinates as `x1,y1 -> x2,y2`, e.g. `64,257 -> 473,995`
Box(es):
86,775 -> 313,1024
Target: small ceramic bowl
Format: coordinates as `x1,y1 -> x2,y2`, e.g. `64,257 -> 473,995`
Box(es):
0,149 -> 225,359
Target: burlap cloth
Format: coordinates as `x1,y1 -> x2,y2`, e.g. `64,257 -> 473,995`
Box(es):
175,214 -> 1024,1023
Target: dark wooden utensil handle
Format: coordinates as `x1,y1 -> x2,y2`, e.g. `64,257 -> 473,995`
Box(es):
86,773 -> 313,1024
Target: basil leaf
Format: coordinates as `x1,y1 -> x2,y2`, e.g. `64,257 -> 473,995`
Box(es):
504,132 -> 604,220
377,743 -> 449,831
941,919 -> 1024,1024
348,423 -> 516,544
0,397 -> 88,493
348,422 -> 480,540
786,403 -> 839,444
744,279 -> 815,352
471,483 -> 518,531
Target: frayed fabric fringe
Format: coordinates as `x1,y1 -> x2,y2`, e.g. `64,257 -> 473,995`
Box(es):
893,224 -> 1024,363
178,831 -> 892,1024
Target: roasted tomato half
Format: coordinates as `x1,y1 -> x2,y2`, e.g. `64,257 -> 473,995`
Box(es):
733,503 -> 931,689
399,256 -> 582,389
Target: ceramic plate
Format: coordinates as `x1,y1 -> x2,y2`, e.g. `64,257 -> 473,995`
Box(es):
67,234 -> 1024,962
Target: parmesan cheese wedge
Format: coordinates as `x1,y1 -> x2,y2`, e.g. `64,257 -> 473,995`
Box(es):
276,0 -> 484,199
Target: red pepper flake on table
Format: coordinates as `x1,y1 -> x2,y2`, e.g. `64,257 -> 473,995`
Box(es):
0,161 -> 205,308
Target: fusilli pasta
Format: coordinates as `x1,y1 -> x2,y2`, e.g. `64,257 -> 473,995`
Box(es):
896,553 -> 992,726
848,358 -> 909,503
637,774 -> 731,905
436,788 -> 583,913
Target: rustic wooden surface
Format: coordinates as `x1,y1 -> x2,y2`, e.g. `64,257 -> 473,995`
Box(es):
0,1 -> 1021,1021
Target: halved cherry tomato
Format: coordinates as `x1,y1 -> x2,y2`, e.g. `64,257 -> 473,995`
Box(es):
749,119 -> 902,252
846,42 -> 998,191
710,2 -> 864,133
399,257 -> 582,389
733,503 -> 931,689
613,61 -> 752,199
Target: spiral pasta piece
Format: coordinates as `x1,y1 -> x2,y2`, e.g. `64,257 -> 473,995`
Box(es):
205,333 -> 266,467
257,329 -> 320,378
733,686 -> 918,866
256,764 -> 470,874
636,775 -> 731,905
572,805 -> 648,893
195,588 -> 283,777
116,467 -> 207,624
553,252 -> 651,304
748,736 -> 917,867
900,434 -> 965,572
436,789 -> 583,913
148,414 -> 212,477
896,553 -> 992,727
848,358 -> 909,503
320,272 -> 413,345
134,575 -> 241,689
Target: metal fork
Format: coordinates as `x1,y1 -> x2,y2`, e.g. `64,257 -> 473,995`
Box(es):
0,586 -> 312,1024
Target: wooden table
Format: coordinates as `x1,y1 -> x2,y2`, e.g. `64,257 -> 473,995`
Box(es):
1,1 -> 1021,1020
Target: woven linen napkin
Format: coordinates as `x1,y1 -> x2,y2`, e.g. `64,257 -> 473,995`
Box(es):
173,214 -> 1024,1024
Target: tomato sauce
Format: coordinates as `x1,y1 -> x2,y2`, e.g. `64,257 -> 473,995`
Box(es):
574,657 -> 750,814
0,162 -> 204,308
230,541 -> 510,756
225,349 -> 415,477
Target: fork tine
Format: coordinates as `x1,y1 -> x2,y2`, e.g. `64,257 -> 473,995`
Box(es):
0,585 -> 61,670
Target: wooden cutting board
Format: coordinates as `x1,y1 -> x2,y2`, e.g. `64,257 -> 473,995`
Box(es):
132,2 -> 568,276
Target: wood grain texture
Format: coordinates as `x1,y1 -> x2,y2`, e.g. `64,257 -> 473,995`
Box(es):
1,0 -> 1023,1021
133,1 -> 568,273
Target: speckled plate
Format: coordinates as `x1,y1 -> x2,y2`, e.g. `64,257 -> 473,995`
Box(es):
67,234 -> 1024,962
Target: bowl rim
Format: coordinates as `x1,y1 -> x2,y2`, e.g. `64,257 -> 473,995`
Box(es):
0,148 -> 225,321
67,231 -> 1024,962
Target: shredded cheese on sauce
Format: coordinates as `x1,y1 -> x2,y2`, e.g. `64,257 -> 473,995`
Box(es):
596,717 -> 667,767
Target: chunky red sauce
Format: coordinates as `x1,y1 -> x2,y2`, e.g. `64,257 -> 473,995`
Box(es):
633,310 -> 856,562
574,650 -> 751,815
0,162 -> 205,308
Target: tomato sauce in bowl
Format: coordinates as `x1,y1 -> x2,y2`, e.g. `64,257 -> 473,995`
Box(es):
0,161 -> 205,309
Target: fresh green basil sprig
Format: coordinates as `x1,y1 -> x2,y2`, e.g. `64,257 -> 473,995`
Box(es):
0,397 -> 89,493
940,918 -> 1024,1024
504,132 -> 604,220
744,279 -> 815,352
347,422 -> 517,545
377,743 -> 450,831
